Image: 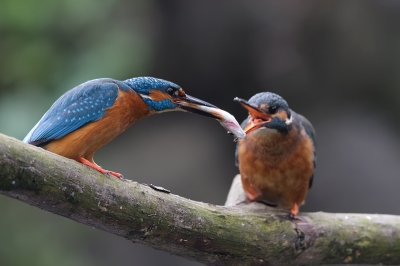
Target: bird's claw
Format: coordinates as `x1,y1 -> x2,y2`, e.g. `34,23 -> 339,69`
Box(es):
289,203 -> 299,219
289,211 -> 302,221
105,170 -> 124,179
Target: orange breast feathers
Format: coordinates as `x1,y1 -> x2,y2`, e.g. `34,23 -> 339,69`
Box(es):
237,128 -> 314,209
44,89 -> 151,162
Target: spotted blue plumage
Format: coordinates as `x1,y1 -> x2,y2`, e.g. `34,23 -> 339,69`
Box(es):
124,76 -> 180,95
23,78 -> 125,146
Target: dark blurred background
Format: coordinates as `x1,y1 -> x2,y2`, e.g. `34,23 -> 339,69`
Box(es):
1,1 -> 400,265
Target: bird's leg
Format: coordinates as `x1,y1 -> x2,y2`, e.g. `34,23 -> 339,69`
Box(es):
289,203 -> 299,219
77,157 -> 124,179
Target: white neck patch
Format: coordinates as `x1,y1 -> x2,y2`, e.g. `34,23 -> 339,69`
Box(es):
285,114 -> 293,125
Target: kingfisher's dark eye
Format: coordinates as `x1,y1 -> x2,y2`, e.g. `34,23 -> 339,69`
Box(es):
167,88 -> 174,96
167,88 -> 180,97
268,106 -> 278,114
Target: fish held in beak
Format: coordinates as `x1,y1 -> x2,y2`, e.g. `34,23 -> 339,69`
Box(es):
172,95 -> 246,141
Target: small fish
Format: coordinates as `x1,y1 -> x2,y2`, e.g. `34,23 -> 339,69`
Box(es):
172,99 -> 246,141
203,105 -> 246,141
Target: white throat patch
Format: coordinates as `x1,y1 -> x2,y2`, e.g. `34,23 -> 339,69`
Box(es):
285,114 -> 293,125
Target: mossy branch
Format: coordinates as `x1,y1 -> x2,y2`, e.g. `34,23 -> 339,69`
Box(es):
0,133 -> 400,265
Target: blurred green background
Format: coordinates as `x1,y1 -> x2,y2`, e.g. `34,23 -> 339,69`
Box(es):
1,1 -> 400,265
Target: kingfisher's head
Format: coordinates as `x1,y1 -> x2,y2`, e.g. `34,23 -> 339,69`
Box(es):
235,92 -> 293,135
125,77 -> 221,119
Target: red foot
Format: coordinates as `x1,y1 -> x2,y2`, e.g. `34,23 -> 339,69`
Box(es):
289,203 -> 299,219
77,157 -> 124,179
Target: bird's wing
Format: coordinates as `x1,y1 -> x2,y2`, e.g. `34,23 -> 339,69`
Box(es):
293,111 -> 316,189
23,79 -> 120,147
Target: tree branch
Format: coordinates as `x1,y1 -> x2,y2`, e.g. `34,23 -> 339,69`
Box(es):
0,132 -> 399,265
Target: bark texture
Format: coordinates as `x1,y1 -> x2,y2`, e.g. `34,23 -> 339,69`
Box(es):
0,133 -> 399,265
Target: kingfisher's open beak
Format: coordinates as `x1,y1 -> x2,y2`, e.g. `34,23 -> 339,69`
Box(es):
172,94 -> 246,140
234,97 -> 272,134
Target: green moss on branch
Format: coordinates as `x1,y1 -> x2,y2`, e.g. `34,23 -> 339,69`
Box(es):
1,133 -> 400,265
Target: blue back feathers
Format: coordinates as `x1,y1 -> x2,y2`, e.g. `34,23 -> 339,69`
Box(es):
24,77 -> 181,146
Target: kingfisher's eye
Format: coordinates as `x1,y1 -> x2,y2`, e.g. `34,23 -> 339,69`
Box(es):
167,88 -> 180,97
167,88 -> 175,96
268,106 -> 278,114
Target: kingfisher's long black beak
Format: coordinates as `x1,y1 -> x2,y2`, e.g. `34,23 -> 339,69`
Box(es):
234,97 -> 272,134
172,94 -> 221,119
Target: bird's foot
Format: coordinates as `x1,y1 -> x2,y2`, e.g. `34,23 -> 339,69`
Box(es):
289,203 -> 299,219
105,170 -> 124,179
77,157 -> 124,179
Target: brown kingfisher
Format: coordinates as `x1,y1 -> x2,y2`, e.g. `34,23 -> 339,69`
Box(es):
234,92 -> 316,217
23,77 -> 245,179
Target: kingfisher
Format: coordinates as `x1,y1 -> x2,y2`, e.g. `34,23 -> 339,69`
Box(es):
23,77 -> 244,179
234,92 -> 316,217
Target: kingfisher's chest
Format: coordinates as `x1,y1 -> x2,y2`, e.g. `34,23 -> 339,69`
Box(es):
85,89 -> 152,146
237,128 -> 314,181
237,128 -> 314,206
106,89 -> 151,129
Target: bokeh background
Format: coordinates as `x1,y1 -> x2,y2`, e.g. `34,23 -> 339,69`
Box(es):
1,1 -> 400,265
